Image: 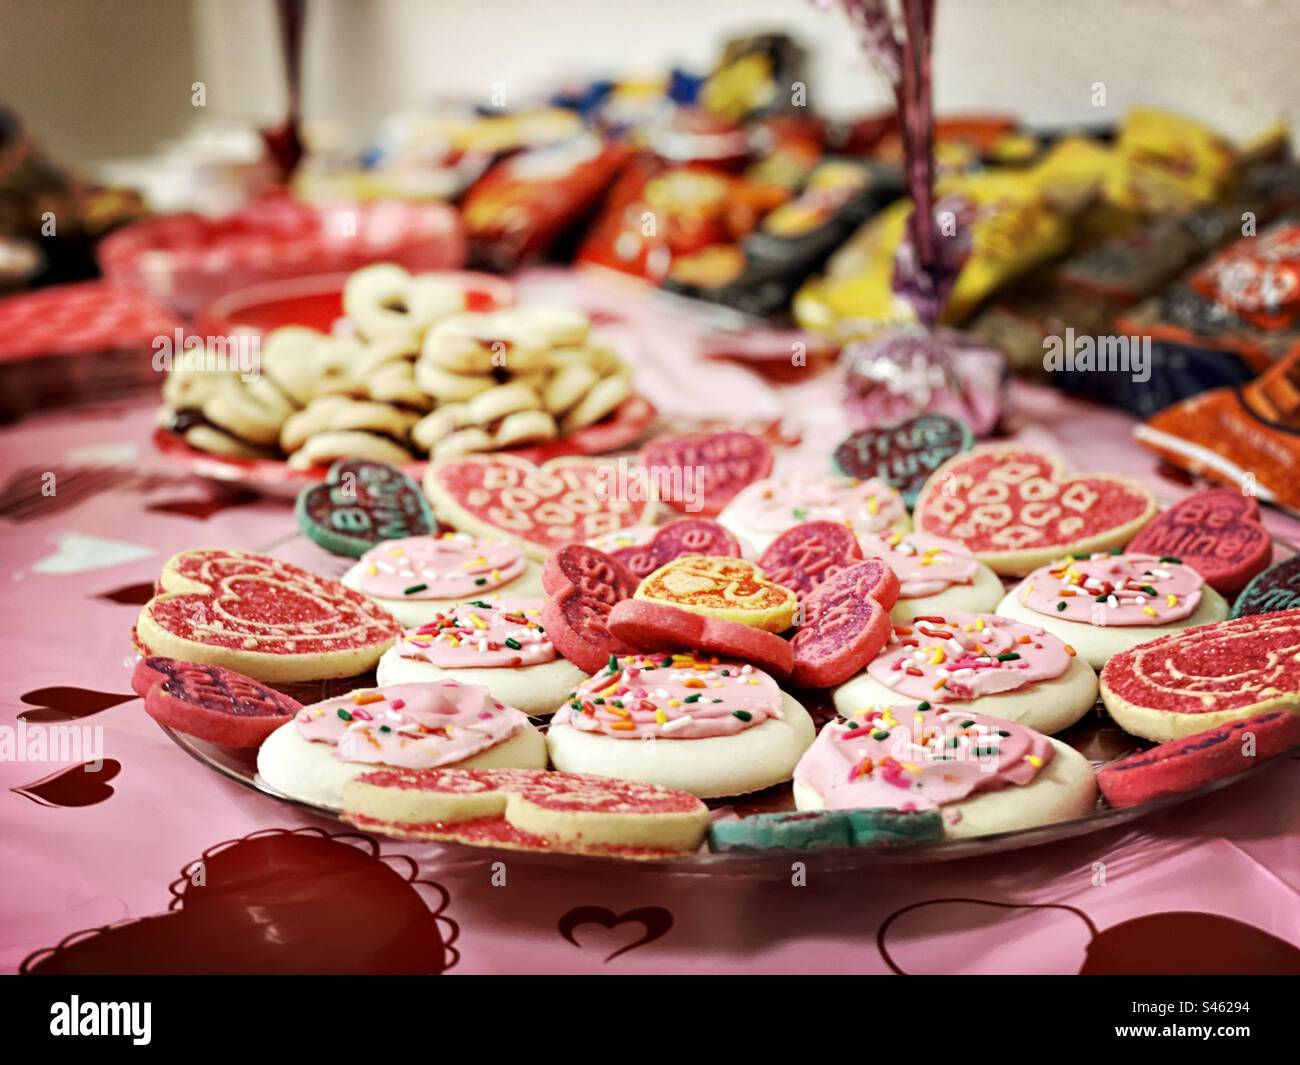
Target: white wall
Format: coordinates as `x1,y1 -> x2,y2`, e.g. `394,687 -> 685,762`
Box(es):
3,0 -> 1297,168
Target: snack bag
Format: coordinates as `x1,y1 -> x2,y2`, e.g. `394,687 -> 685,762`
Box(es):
1104,107 -> 1236,213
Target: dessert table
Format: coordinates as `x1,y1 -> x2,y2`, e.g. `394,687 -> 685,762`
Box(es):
2,271 -> 1298,975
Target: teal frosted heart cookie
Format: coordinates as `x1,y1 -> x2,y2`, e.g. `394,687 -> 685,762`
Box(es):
1231,555 -> 1300,618
296,460 -> 436,558
833,413 -> 972,506
707,808 -> 942,852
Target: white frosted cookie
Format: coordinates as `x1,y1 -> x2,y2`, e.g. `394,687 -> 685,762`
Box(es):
375,596 -> 586,717
341,533 -> 543,628
832,611 -> 1097,735
855,530 -> 1004,624
256,680 -> 547,810
544,654 -> 815,798
792,705 -> 1097,838
996,553 -> 1230,669
719,474 -> 910,553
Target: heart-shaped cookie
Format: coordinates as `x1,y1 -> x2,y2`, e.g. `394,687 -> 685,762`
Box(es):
607,599 -> 794,678
639,430 -> 773,517
1127,488 -> 1271,594
634,556 -> 797,633
758,520 -> 864,599
424,454 -> 657,562
542,544 -> 638,673
913,447 -> 1156,575
134,656 -> 300,747
296,459 -> 436,558
607,518 -> 741,581
342,766 -> 710,857
136,549 -> 401,683
1232,555 -> 1300,618
790,560 -> 900,687
833,413 -> 972,506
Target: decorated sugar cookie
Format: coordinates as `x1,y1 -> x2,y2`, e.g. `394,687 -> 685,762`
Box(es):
595,518 -> 743,581
1099,612 -> 1300,742
545,653 -> 816,798
793,703 -> 1097,839
133,656 -> 300,748
136,549 -> 401,683
719,473 -> 910,553
541,543 -> 637,674
296,459 -> 436,558
832,612 -> 1098,735
789,560 -> 900,688
341,532 -> 543,627
634,555 -> 797,633
997,553 -> 1229,668
1127,488 -> 1271,594
342,766 -> 711,858
423,453 -> 657,562
912,447 -> 1156,575
833,413 -> 972,507
757,520 -> 863,600
375,597 -> 586,717
639,430 -> 773,517
256,679 -> 547,810
708,807 -> 942,852
1232,555 -> 1300,618
855,529 -> 1003,623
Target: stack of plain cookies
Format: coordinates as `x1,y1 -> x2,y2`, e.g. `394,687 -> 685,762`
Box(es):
158,263 -> 633,467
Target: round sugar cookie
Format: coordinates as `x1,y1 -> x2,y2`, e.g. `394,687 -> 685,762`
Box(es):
890,563 -> 1005,623
719,474 -> 910,553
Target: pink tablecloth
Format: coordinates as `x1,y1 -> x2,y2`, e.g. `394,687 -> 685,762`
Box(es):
2,272 -> 1298,974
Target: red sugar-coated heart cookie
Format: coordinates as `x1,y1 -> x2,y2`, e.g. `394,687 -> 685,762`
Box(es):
1127,488 -> 1271,594
542,544 -> 638,674
1097,710 -> 1300,808
136,549 -> 401,683
639,430 -> 773,517
1100,612 -> 1300,740
424,454 -> 657,562
607,599 -> 794,679
758,520 -> 865,599
790,560 -> 900,688
134,656 -> 301,747
342,766 -> 710,858
913,447 -> 1156,575
608,518 -> 742,582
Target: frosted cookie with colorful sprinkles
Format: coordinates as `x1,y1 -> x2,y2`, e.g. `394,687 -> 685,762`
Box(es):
341,532 -> 543,628
832,612 -> 1098,735
996,553 -> 1229,669
545,653 -> 815,798
856,530 -> 1003,624
256,679 -> 547,810
718,473 -> 910,554
793,703 -> 1097,838
375,596 -> 586,717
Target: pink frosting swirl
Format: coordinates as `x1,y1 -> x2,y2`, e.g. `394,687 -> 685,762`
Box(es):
794,702 -> 1054,812
295,680 -> 526,768
856,530 -> 979,598
1018,553 -> 1202,626
353,533 -> 527,600
392,596 -> 555,668
551,653 -> 781,739
865,611 -> 1073,701
726,474 -> 908,535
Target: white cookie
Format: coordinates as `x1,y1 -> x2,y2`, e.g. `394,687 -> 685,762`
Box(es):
890,563 -> 1005,624
546,691 -> 815,799
341,558 -> 544,628
833,653 -> 1099,735
376,649 -> 586,718
995,584 -> 1230,669
794,737 -> 1097,839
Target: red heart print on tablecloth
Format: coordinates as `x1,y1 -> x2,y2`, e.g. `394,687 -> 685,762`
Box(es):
913,447 -> 1155,574
557,906 -> 674,962
18,687 -> 135,723
424,454 -> 657,562
12,760 -> 122,808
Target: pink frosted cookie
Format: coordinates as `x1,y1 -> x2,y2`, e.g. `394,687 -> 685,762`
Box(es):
541,543 -> 638,674
134,656 -> 300,748
341,766 -> 711,859
342,532 -> 542,627
833,612 -> 1098,735
790,560 -> 900,688
719,473 -> 909,553
546,653 -> 815,797
256,679 -> 547,810
997,552 -> 1229,668
757,520 -> 863,600
855,530 -> 1003,623
376,597 -> 587,717
606,599 -> 794,679
793,702 -> 1096,838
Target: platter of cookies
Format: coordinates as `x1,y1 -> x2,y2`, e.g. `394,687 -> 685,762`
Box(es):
152,264 -> 658,495
129,437 -> 1300,871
